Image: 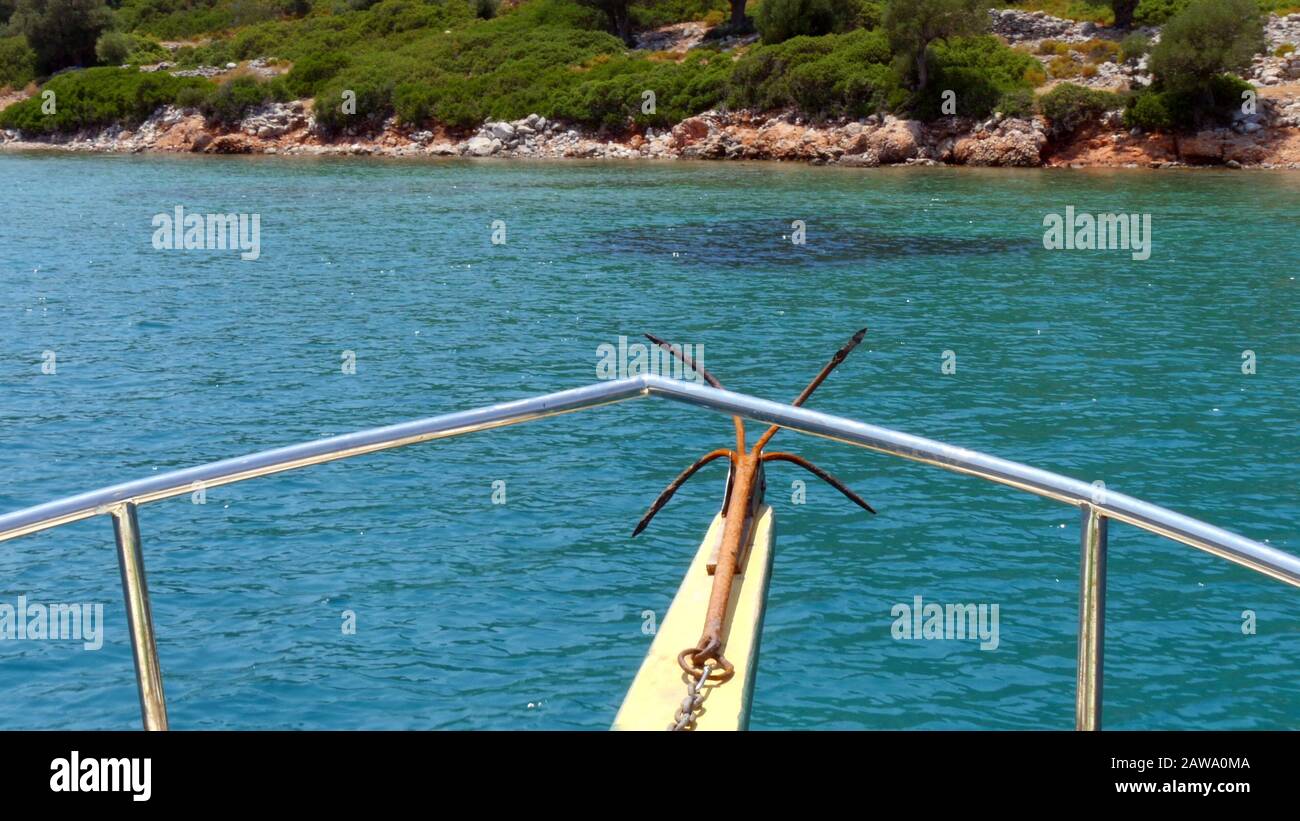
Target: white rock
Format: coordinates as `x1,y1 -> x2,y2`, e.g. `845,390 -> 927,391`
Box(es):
465,135 -> 500,156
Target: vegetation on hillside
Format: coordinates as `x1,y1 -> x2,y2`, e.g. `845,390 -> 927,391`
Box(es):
997,0 -> 1300,26
0,65 -> 209,132
0,0 -> 1282,137
1125,0 -> 1264,130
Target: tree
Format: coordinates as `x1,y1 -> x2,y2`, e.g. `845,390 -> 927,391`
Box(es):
10,0 -> 113,74
724,1 -> 760,34
1148,0 -> 1263,95
577,0 -> 633,47
0,34 -> 38,87
94,30 -> 131,65
882,0 -> 988,92
1110,0 -> 1138,30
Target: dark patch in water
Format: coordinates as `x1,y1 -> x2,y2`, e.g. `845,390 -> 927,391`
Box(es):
584,219 -> 1033,266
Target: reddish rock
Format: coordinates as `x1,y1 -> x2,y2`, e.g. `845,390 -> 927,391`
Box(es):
1177,130 -> 1272,165
147,114 -> 209,152
205,134 -> 256,154
671,116 -> 712,147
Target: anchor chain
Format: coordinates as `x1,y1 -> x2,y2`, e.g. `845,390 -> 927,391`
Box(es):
669,662 -> 714,731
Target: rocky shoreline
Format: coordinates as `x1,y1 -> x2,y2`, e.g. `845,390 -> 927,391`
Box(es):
3,9 -> 1300,169
5,99 -> 1300,169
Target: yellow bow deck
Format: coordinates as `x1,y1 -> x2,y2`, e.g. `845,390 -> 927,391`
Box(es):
612,505 -> 775,731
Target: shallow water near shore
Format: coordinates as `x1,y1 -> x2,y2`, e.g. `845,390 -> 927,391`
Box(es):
1,153 -> 1297,729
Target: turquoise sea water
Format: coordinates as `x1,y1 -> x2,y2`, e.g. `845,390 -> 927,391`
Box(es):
0,153 -> 1297,729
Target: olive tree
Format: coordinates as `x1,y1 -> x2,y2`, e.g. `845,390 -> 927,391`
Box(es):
1148,0 -> 1264,95
882,0 -> 989,92
10,0 -> 113,73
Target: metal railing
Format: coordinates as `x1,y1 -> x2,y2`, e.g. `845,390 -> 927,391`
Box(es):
1,374 -> 1297,731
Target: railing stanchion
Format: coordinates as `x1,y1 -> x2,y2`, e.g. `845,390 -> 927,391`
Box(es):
1076,504 -> 1108,731
112,502 -> 169,731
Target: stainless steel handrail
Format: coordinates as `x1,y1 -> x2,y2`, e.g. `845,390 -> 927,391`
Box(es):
2,374 -> 1296,730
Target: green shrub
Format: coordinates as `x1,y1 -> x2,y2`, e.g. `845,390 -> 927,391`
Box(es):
1119,32 -> 1150,62
755,0 -> 865,44
364,0 -> 452,34
473,0 -> 498,19
1123,89 -> 1178,130
856,0 -> 884,29
997,87 -> 1034,118
93,30 -> 168,66
228,25 -> 281,61
1039,82 -> 1124,135
930,65 -> 1000,115
116,0 -> 288,38
95,31 -> 133,66
174,83 -> 208,110
918,34 -> 1040,119
1132,0 -> 1190,26
393,80 -> 437,124
630,0 -> 727,29
0,34 -> 36,88
199,74 -> 288,126
0,66 -> 212,133
730,29 -> 902,117
554,49 -> 731,128
1125,74 -> 1252,132
783,58 -> 842,115
126,37 -> 169,65
1206,72 -> 1254,109
313,66 -> 399,132
285,51 -> 349,98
